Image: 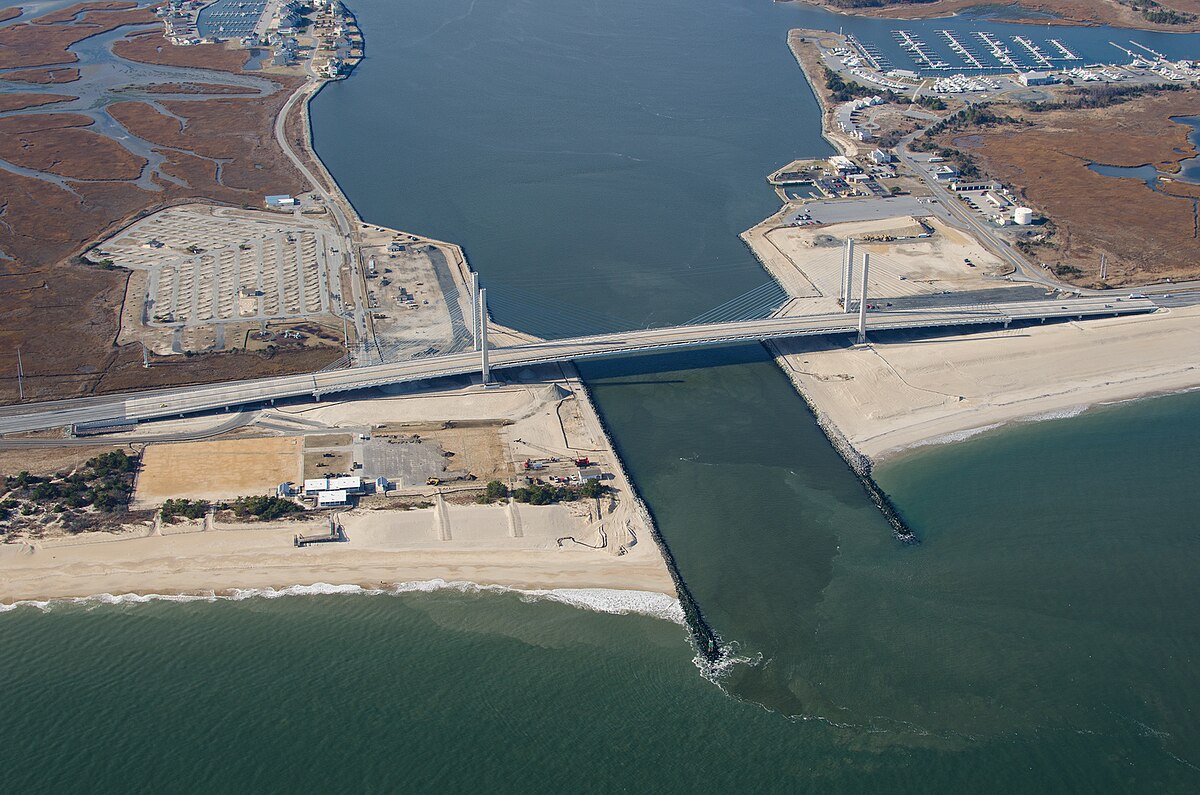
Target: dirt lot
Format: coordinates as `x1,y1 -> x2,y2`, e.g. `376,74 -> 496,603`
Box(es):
943,90 -> 1200,285
0,9 -> 337,404
799,0 -> 1200,31
134,436 -> 302,506
374,421 -> 511,483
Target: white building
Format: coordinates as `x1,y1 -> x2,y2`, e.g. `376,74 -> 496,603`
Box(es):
1019,71 -> 1056,86
870,149 -> 894,165
1014,207 -> 1035,225
317,490 -> 349,507
303,476 -> 363,495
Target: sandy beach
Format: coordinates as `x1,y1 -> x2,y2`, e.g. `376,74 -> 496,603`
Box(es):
772,303 -> 1200,461
0,498 -> 676,605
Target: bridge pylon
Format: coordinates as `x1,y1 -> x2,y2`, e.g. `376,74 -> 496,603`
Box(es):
479,287 -> 490,384
856,252 -> 871,345
841,238 -> 855,313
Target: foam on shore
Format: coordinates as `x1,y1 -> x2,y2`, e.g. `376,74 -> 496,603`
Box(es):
0,580 -> 685,624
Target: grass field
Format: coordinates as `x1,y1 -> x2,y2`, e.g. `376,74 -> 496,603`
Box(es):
134,436 -> 302,506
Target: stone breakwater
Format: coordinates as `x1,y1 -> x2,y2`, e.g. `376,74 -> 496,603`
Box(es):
569,367 -> 725,663
767,342 -> 920,545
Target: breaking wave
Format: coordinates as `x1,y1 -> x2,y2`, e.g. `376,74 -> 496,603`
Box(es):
0,580 -> 685,624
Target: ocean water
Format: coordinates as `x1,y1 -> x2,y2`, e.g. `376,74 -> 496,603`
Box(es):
5,0 -> 1200,790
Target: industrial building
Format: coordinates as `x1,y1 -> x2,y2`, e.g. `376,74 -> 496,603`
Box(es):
303,476 -> 363,495
265,194 -> 297,208
950,180 -> 1000,192
1019,71 -> 1056,86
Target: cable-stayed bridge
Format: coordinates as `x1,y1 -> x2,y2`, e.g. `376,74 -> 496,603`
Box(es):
0,296 -> 1156,435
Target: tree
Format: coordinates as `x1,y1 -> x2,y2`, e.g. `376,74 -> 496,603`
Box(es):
478,480 -> 510,503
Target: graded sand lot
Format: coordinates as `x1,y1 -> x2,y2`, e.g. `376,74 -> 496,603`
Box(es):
747,215 -> 1015,312
135,436 -> 302,505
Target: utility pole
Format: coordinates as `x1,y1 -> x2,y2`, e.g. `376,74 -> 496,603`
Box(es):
857,252 -> 871,345
478,287 -> 490,384
470,272 -> 480,351
15,346 -> 23,401
843,238 -> 855,313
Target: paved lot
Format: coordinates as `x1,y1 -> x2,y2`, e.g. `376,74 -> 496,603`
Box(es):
786,196 -> 933,226
362,436 -> 447,487
96,205 -> 339,328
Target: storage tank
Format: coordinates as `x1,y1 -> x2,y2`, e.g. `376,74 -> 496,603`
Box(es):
1014,207 -> 1034,225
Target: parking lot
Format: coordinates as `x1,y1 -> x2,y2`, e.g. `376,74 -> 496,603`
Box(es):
94,204 -> 340,328
785,196 -> 933,226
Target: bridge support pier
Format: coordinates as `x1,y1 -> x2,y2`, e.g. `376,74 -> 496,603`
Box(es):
856,252 -> 870,345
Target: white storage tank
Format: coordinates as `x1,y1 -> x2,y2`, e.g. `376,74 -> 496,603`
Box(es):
1014,207 -> 1034,225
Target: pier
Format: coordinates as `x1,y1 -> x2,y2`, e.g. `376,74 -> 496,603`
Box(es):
974,32 -> 1021,70
845,33 -> 888,71
1014,36 -> 1053,69
892,30 -> 948,70
1129,40 -> 1165,61
938,30 -> 984,70
1109,41 -> 1137,59
1048,39 -> 1079,60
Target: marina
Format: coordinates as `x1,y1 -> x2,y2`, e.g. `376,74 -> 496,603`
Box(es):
1130,40 -> 1166,60
1048,38 -> 1079,61
892,30 -> 949,70
974,31 -> 1021,71
1013,35 -> 1053,69
845,33 -> 888,71
196,0 -> 268,39
937,29 -> 984,70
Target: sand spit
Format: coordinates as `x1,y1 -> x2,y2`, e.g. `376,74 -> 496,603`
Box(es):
772,304 -> 1200,462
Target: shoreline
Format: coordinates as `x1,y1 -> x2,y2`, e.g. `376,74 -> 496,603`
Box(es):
784,0 -> 1200,33
757,32 -> 1200,488
0,579 -> 684,623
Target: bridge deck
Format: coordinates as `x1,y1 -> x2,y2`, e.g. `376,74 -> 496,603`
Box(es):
0,297 -> 1157,435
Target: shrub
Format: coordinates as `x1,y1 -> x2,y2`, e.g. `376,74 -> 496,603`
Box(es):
478,480 -> 510,503
233,495 -> 305,520
161,498 -> 210,522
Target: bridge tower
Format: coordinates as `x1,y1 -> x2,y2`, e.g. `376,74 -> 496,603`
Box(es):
479,287 -> 490,384
856,252 -> 871,345
841,238 -> 855,313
